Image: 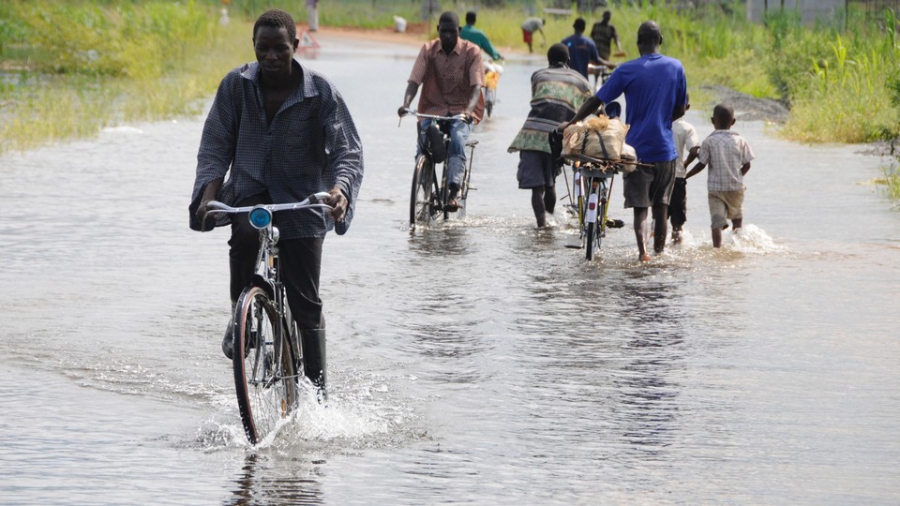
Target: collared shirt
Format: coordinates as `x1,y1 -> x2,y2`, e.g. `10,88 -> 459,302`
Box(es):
562,33 -> 601,79
698,129 -> 755,191
460,25 -> 500,60
408,39 -> 485,122
190,60 -> 364,239
590,22 -> 618,60
673,117 -> 700,178
508,64 -> 592,154
596,53 -> 687,163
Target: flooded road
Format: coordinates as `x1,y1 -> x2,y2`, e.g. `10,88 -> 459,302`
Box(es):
2,35 -> 899,504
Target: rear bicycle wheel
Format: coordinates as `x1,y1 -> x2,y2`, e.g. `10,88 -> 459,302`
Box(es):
233,286 -> 299,445
410,156 -> 439,229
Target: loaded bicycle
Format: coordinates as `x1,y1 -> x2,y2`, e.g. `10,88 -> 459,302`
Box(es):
400,108 -> 478,231
203,193 -> 332,445
563,154 -> 619,261
483,59 -> 503,118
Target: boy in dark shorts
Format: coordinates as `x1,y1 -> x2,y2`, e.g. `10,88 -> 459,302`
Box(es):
670,95 -> 700,243
685,104 -> 755,248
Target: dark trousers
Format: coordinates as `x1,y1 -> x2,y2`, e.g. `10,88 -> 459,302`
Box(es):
669,178 -> 687,228
228,194 -> 324,330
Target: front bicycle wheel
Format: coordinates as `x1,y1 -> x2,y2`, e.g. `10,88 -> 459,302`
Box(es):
233,286 -> 299,445
410,156 -> 437,229
585,179 -> 601,261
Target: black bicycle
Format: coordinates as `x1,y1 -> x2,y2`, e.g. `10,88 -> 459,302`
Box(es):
204,192 -> 332,445
401,109 -> 478,231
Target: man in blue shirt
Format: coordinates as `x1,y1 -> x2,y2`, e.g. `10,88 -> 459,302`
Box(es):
563,21 -> 687,262
561,18 -> 615,81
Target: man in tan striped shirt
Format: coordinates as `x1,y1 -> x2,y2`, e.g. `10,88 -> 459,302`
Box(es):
398,11 -> 484,210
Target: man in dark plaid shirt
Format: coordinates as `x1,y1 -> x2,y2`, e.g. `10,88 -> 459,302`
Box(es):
398,11 -> 484,211
189,10 -> 363,394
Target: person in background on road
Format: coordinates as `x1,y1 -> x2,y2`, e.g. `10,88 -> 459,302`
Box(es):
685,104 -> 755,248
562,21 -> 687,262
460,11 -> 502,61
189,9 -> 363,395
521,17 -> 546,53
398,11 -> 484,211
306,0 -> 318,31
590,10 -> 624,62
508,43 -> 592,228
562,18 -> 615,80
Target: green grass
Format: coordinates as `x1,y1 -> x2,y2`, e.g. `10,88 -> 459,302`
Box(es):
879,163 -> 900,202
0,0 -> 251,153
2,0 -> 899,153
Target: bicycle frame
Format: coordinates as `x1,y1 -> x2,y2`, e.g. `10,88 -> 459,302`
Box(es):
203,194 -> 333,361
402,109 -> 477,229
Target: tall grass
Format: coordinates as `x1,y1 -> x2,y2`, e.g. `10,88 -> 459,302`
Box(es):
0,0 -> 250,153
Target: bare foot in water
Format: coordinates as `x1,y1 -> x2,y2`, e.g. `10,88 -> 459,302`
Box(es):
639,253 -> 651,262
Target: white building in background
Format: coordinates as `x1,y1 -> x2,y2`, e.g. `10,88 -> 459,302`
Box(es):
747,0 -> 845,23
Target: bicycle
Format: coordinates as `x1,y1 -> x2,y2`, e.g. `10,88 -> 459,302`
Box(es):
588,63 -> 613,93
203,192 -> 332,445
400,108 -> 478,231
563,153 -> 619,260
483,59 -> 503,118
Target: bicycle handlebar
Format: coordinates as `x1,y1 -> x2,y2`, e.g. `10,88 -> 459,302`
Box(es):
399,108 -> 467,123
203,192 -> 334,224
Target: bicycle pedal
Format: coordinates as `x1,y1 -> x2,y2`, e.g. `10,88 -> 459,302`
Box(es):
468,185 -> 478,190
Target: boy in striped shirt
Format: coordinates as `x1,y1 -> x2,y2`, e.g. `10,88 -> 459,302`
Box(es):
685,104 -> 755,248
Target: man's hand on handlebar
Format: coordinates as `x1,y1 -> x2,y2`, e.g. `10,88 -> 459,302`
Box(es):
398,106 -> 411,118
326,186 -> 349,222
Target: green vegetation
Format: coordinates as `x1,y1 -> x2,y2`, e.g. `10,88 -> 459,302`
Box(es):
1,0 -> 899,158
879,163 -> 900,202
0,0 -> 250,153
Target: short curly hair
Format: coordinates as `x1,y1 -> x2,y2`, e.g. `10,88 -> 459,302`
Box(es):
253,9 -> 296,42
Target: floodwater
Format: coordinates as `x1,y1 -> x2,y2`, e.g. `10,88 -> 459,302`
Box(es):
2,34 -> 899,505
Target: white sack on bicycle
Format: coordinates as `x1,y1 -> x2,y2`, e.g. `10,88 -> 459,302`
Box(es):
562,115 -> 629,161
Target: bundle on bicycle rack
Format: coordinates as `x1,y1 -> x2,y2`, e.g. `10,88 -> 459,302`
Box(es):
562,115 -> 631,166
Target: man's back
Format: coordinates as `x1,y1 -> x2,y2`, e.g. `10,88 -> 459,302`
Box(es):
460,24 -> 500,60
590,22 -> 616,60
596,53 -> 686,162
561,34 -> 599,79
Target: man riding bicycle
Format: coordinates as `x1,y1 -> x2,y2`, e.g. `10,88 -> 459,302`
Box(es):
189,9 -> 363,392
398,11 -> 484,211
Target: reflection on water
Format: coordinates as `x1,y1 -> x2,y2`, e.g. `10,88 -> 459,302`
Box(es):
1,33 -> 899,505
224,454 -> 323,506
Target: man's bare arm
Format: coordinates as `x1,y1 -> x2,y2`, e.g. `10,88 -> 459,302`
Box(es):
683,146 -> 700,168
740,162 -> 751,176
464,85 -> 481,118
398,82 -> 419,116
560,96 -> 604,130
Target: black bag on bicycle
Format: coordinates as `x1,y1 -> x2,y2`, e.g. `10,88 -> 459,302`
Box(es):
419,123 -> 447,164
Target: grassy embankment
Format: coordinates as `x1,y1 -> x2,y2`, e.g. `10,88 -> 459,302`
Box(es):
312,1 -> 900,199
2,1 -> 899,198
0,0 -> 252,153
392,1 -> 900,198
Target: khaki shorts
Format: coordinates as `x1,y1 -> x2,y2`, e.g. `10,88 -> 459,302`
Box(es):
708,189 -> 744,229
